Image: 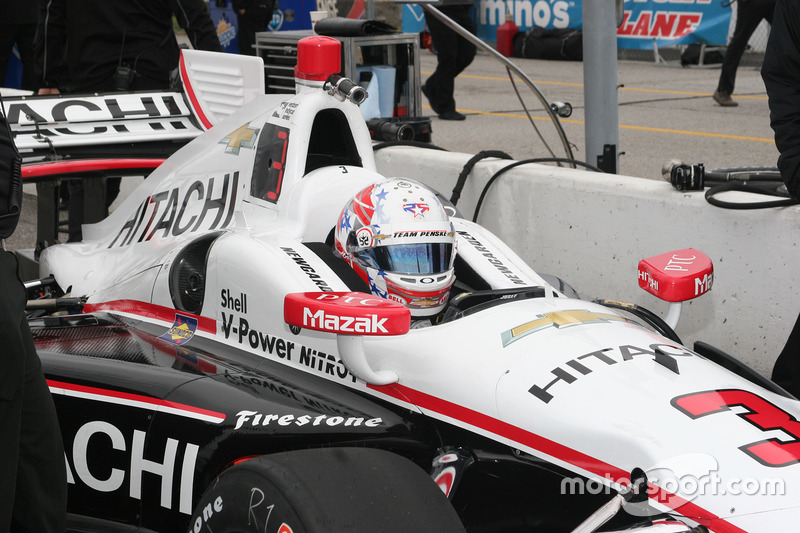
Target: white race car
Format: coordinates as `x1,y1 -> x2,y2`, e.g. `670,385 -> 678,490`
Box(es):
15,37 -> 800,533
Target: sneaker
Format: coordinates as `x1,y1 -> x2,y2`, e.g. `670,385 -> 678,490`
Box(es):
439,110 -> 466,121
713,90 -> 738,107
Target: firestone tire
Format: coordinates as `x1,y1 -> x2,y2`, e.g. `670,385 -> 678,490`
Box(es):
187,447 -> 467,533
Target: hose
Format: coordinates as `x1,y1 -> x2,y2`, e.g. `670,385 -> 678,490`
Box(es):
372,140 -> 449,152
472,158 -> 603,222
705,180 -> 799,209
664,161 -> 799,208
450,150 -> 513,207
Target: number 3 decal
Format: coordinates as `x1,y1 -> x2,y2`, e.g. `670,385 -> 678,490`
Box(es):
672,389 -> 800,468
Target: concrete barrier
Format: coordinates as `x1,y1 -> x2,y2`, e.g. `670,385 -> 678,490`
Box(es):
375,145 -> 800,376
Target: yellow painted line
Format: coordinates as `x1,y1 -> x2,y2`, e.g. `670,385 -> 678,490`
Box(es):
422,105 -> 775,143
421,70 -> 769,99
422,69 -> 583,88
620,123 -> 773,143
460,72 -> 584,88
420,68 -> 771,141
620,86 -> 768,100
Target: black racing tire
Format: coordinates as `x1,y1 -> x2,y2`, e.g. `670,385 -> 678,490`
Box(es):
187,447 -> 467,533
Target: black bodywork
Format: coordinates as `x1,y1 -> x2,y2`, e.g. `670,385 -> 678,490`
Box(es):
35,313 -> 437,531
33,313 -> 635,532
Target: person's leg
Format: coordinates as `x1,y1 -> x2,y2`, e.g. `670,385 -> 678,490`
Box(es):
67,180 -> 84,242
424,13 -> 460,115
717,3 -> 763,95
11,355 -> 67,533
0,25 -> 17,86
757,0 -> 776,25
105,177 -> 121,209
772,310 -> 800,398
0,392 -> 23,533
16,24 -> 38,92
450,7 -> 477,76
0,251 -> 29,531
0,250 -> 67,532
236,14 -> 257,56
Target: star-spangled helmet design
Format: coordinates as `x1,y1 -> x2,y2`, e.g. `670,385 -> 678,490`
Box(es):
334,178 -> 457,317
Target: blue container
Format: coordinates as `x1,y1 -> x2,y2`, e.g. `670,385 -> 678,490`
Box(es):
209,0 -> 240,53
271,0 -> 318,31
3,46 -> 23,89
209,0 -> 317,50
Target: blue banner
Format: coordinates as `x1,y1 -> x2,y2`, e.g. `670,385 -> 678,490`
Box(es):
617,0 -> 731,48
404,0 -> 731,49
402,2 -> 582,41
402,4 -> 428,34
475,0 -> 582,40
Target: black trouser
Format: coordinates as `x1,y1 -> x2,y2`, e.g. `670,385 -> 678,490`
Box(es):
66,176 -> 121,242
423,5 -> 476,114
717,0 -> 775,95
0,23 -> 38,91
65,75 -> 167,241
236,6 -> 273,56
0,251 -> 67,533
772,309 -> 800,398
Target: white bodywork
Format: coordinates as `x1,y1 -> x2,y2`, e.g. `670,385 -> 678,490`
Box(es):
37,50 -> 800,533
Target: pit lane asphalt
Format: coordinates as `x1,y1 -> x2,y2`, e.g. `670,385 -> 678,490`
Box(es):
418,48 -> 777,180
7,49 -> 777,253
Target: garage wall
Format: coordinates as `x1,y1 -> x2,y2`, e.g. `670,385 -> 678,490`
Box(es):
375,145 -> 800,377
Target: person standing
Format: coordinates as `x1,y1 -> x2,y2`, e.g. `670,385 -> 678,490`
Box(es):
233,0 -> 275,56
36,0 -> 223,242
37,0 -> 222,94
713,0 -> 775,107
0,0 -> 39,91
761,0 -> 800,397
422,0 -> 477,121
0,97 -> 67,533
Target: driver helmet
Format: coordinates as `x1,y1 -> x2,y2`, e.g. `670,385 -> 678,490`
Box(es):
334,178 -> 457,317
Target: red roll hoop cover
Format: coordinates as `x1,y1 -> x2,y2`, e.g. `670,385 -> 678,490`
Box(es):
295,36 -> 342,81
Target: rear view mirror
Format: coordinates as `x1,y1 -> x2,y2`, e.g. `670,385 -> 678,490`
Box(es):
638,248 -> 713,302
284,292 -> 410,335
284,292 -> 410,385
638,248 -> 713,329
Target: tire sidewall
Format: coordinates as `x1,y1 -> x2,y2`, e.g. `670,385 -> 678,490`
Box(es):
188,462 -> 306,533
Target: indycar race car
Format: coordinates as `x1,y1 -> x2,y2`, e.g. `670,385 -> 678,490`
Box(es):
14,37 -> 800,533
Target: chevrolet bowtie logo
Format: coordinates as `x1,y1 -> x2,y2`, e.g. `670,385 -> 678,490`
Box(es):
501,309 -> 627,347
220,123 -> 259,155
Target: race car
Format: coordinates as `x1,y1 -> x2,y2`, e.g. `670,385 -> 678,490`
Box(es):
16,37 -> 800,533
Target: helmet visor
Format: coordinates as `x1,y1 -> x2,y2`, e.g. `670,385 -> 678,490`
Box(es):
356,243 -> 453,274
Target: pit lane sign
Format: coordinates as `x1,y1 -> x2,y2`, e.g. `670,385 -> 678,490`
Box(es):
407,0 -> 732,49
617,0 -> 731,49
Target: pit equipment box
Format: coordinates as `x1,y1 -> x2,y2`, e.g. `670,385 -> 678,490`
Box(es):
254,30 -> 423,119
